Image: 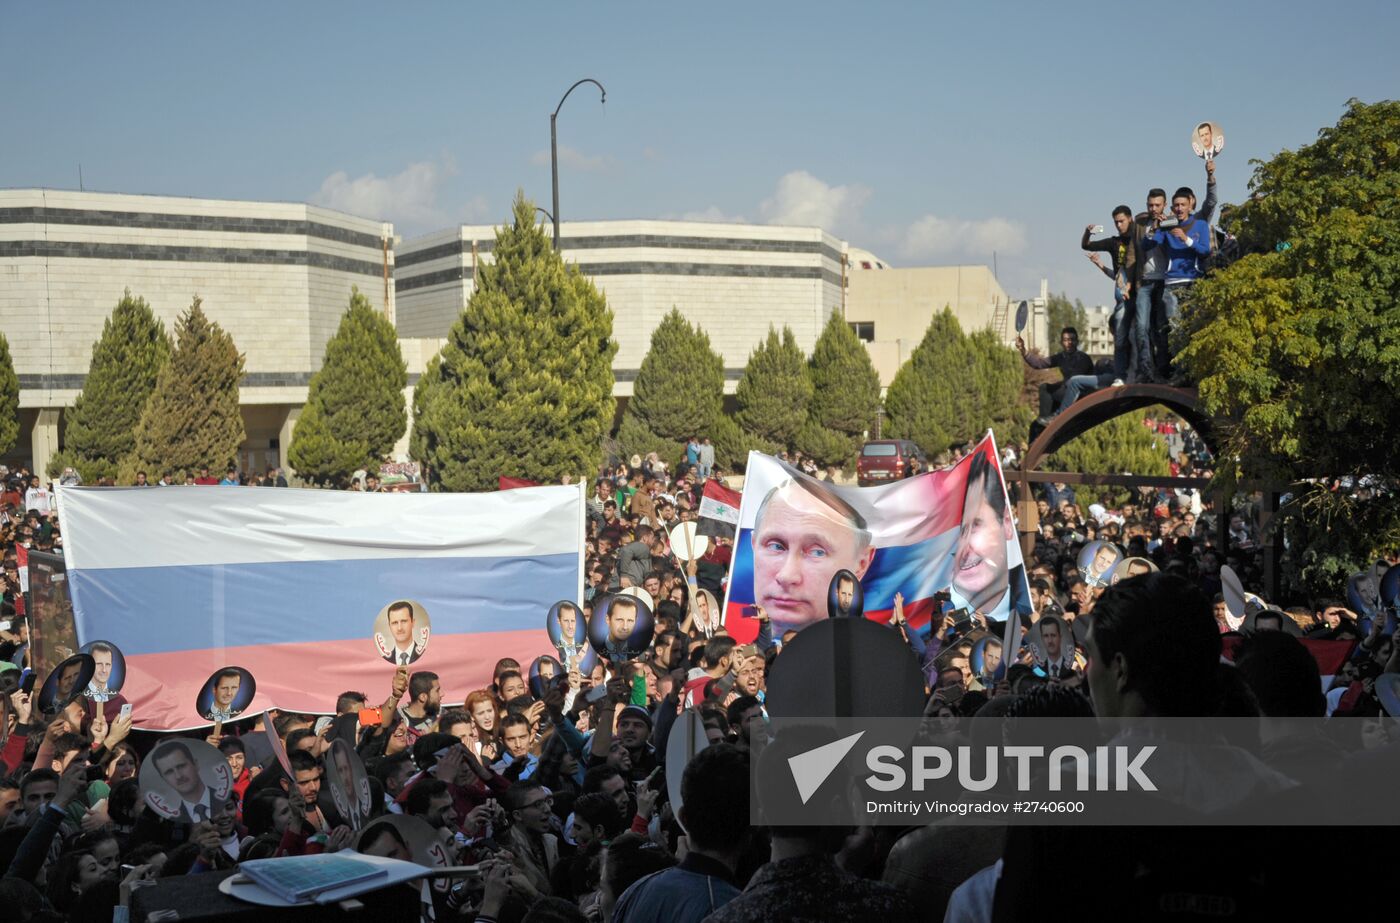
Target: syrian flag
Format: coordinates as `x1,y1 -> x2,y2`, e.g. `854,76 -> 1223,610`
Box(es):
697,480 -> 742,539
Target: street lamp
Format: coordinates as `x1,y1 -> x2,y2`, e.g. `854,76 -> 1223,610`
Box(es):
535,206 -> 554,226
550,78 -> 606,249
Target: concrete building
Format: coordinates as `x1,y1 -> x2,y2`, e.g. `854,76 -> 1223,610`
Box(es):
1081,303 -> 1115,359
0,189 -> 395,476
843,260 -> 1051,386
395,219 -> 845,395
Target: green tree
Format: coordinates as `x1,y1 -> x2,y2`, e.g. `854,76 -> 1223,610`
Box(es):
412,193 -> 617,491
1045,292 -> 1088,339
129,298 -> 246,475
1174,98 -> 1400,595
797,312 -> 881,467
1043,411 -> 1170,507
734,326 -> 812,450
884,308 -> 975,454
0,333 -> 18,459
289,288 -> 407,485
48,290 -> 170,481
616,308 -> 725,464
966,327 -> 1032,441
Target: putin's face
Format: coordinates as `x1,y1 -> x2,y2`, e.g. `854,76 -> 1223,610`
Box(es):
215,674 -> 241,708
752,483 -> 874,631
952,472 -> 1013,612
388,605 -> 414,646
607,602 -> 637,643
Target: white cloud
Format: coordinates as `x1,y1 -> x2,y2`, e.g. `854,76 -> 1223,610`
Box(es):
530,145 -> 613,172
758,170 -> 870,232
314,158 -> 455,231
679,205 -> 749,223
899,213 -> 1027,261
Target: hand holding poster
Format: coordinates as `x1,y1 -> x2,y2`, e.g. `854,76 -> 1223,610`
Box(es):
723,433 -> 1031,642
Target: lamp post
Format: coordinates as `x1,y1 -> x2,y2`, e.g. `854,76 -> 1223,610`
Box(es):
535,206 -> 554,226
550,78 -> 606,249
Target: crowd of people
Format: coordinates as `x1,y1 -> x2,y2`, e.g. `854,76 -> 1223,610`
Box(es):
0,435 -> 1396,922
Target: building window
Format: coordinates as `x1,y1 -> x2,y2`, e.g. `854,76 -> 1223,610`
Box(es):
849,322 -> 875,342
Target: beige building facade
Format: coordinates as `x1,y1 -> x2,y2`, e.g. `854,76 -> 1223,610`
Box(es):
0,189 -> 395,476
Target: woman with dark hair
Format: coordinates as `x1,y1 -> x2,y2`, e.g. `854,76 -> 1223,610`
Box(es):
46,849 -> 111,915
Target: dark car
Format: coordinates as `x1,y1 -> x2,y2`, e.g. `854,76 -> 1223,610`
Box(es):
857,439 -> 926,486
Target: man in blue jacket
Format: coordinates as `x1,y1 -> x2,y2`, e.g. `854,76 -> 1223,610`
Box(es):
1144,187 -> 1212,381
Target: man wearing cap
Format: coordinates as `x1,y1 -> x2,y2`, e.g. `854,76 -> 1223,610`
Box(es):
614,703 -> 657,781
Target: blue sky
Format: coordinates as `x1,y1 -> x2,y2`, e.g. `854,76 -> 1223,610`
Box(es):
4,1 -> 1395,305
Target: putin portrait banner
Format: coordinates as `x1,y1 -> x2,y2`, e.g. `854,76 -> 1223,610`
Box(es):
722,433 -> 1031,643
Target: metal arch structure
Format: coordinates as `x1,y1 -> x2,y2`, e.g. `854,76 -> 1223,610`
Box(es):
1021,383 -> 1218,474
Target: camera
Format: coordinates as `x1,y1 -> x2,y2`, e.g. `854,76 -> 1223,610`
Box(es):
1155,217 -> 1180,230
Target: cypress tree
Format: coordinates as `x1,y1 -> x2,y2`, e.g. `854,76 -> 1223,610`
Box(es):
735,326 -> 812,450
289,287 -> 407,485
798,312 -> 881,466
412,193 -> 617,491
49,290 -> 170,480
966,327 -> 1031,442
129,298 -> 246,474
884,308 -> 974,454
0,332 -> 18,459
616,308 -> 725,464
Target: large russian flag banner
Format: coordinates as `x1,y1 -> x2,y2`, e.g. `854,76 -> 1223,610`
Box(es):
57,484 -> 584,731
721,432 -> 1030,644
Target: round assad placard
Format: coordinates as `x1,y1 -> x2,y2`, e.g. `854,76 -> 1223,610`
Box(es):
38,653 -> 95,714
970,634 -> 1005,681
1190,120 -> 1225,159
588,593 -> 655,664
827,569 -> 864,619
140,738 -> 234,823
323,738 -> 373,831
1028,616 -> 1074,674
1077,540 -> 1122,588
1110,556 -> 1159,586
195,666 -> 257,723
546,600 -> 588,663
1347,572 -> 1379,620
356,814 -> 453,894
373,599 -> 432,666
528,655 -> 565,700
79,640 -> 126,699
1015,300 -> 1029,333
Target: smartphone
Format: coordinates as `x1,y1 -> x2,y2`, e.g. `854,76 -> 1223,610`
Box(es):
1091,225 -> 1104,234
19,670 -> 36,696
357,706 -> 383,727
313,716 -> 333,735
645,765 -> 665,789
119,703 -> 133,722
584,684 -> 609,704
740,605 -> 759,619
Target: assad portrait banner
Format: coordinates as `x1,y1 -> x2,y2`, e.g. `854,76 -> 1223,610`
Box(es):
721,433 -> 1031,644
56,484 -> 584,731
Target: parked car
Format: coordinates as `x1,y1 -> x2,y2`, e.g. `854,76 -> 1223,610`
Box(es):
856,439 -> 926,486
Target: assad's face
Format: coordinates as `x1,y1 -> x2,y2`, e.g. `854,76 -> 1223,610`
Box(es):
388,607 -> 414,645
1198,124 -> 1213,148
983,644 -> 1003,674
837,579 -> 855,611
92,651 -> 112,685
952,475 -> 1011,606
607,604 -> 637,642
558,608 -> 577,638
1041,622 -> 1062,659
57,663 -> 81,697
215,675 -> 241,707
1092,546 -> 1116,574
752,486 -> 872,631
157,750 -> 201,799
